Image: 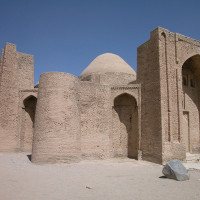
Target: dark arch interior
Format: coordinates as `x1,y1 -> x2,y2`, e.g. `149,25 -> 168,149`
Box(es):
182,55 -> 200,153
24,96 -> 37,123
113,93 -> 138,159
21,96 -> 37,152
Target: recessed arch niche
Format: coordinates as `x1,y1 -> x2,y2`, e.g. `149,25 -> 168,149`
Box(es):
182,54 -> 200,153
20,95 -> 37,153
112,93 -> 138,159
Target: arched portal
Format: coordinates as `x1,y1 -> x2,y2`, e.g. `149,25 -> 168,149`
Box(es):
112,93 -> 138,159
182,55 -> 200,153
20,96 -> 37,153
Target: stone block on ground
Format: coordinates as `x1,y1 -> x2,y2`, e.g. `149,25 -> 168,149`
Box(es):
162,159 -> 190,181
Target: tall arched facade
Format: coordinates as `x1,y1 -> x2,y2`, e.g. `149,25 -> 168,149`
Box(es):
138,27 -> 200,164
182,55 -> 200,153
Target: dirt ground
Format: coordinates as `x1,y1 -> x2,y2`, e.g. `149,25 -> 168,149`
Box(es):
0,153 -> 200,200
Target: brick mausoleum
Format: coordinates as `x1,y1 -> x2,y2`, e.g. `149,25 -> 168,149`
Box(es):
0,27 -> 200,164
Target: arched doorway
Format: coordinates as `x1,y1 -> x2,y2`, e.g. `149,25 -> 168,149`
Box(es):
182,55 -> 200,153
112,93 -> 138,159
20,96 -> 37,153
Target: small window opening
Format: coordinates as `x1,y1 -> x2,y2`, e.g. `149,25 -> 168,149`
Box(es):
190,79 -> 195,88
183,76 -> 188,86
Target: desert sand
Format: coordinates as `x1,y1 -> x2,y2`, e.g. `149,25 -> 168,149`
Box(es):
0,153 -> 200,200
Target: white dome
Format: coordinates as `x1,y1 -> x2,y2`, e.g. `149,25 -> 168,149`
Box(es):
81,53 -> 136,76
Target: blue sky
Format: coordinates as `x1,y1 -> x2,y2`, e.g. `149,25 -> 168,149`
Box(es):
0,0 -> 200,84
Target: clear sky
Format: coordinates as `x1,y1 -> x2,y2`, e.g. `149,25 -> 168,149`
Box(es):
1,0 -> 200,84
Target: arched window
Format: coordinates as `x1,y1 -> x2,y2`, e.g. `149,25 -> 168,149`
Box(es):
182,76 -> 188,86
190,79 -> 195,88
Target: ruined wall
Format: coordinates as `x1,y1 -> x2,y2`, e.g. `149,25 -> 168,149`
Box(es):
0,49 -> 5,84
79,72 -> 136,85
0,43 -> 20,151
79,81 -> 112,159
17,51 -> 35,153
0,43 -> 34,152
137,30 -> 163,164
100,72 -> 136,85
1,27 -> 199,164
32,72 -> 81,164
17,52 -> 34,90
79,82 -> 140,160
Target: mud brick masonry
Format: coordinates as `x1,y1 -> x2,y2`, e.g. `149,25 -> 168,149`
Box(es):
0,27 -> 200,164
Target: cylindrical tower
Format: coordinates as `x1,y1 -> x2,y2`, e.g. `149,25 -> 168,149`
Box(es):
31,72 -> 81,164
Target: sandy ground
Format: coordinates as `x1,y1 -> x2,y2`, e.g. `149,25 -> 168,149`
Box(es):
0,154 -> 200,200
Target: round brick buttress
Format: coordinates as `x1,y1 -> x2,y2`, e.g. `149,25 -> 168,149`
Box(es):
31,72 -> 81,163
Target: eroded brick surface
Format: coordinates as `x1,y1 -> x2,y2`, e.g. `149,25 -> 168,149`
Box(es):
0,27 -> 200,164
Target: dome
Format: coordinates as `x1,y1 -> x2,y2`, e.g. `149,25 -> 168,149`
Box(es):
81,53 -> 136,76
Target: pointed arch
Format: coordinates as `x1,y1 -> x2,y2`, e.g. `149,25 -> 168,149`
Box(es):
112,93 -> 138,159
21,93 -> 37,108
112,92 -> 138,107
20,94 -> 37,153
179,53 -> 200,67
182,54 -> 200,154
114,93 -> 137,106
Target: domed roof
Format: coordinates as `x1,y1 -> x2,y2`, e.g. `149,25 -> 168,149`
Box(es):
81,53 -> 136,76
